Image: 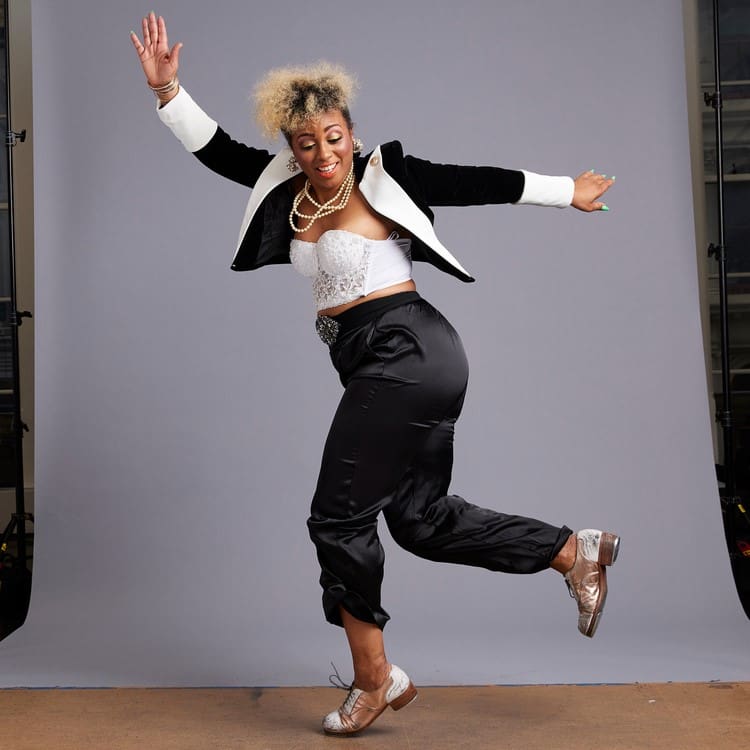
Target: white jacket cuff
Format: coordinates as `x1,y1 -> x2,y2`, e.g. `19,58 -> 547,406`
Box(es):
516,170 -> 575,208
156,86 -> 218,153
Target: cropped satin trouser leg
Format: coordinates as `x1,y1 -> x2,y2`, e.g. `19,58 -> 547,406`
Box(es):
307,298 -> 573,629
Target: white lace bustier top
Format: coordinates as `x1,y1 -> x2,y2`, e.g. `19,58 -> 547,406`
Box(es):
289,229 -> 413,311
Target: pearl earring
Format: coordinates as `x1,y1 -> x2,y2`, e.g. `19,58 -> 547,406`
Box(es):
352,137 -> 363,154
287,154 -> 298,172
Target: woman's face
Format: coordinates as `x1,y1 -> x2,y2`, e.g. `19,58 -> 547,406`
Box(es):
290,109 -> 354,194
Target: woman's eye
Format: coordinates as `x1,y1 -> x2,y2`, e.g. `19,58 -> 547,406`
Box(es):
328,136 -> 342,144
301,144 -> 315,151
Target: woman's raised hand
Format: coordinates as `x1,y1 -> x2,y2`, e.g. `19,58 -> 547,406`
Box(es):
130,12 -> 182,89
571,170 -> 615,212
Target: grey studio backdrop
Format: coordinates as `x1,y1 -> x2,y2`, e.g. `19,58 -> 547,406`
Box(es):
0,0 -> 746,687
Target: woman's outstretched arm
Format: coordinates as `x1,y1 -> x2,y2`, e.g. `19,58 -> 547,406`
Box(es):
402,147 -> 614,212
130,13 -> 273,189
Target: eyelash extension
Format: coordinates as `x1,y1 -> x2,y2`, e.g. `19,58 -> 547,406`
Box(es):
301,136 -> 343,151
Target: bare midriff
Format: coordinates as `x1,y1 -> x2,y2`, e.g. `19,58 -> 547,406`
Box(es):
318,279 -> 418,318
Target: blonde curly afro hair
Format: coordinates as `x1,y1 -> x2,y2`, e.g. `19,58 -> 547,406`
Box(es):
253,62 -> 357,141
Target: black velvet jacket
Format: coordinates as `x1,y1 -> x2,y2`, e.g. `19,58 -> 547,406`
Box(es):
191,128 -> 527,283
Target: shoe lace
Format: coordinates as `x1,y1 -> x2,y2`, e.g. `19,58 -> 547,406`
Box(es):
328,662 -> 360,715
328,661 -> 352,691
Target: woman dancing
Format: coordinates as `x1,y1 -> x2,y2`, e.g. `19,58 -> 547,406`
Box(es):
131,12 -> 619,736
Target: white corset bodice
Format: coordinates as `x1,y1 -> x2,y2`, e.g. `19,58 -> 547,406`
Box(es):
289,229 -> 413,311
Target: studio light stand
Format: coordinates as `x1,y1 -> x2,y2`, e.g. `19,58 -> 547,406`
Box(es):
0,0 -> 32,639
704,0 -> 750,618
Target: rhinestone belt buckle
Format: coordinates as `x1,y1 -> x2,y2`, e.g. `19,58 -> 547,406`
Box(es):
315,315 -> 341,346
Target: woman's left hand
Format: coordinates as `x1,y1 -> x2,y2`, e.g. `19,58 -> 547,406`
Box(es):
571,170 -> 615,212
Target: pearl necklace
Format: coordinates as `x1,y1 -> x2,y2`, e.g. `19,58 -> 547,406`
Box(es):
289,163 -> 356,233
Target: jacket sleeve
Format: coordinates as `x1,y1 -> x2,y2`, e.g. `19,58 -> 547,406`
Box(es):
402,151 -> 574,209
156,87 -> 274,189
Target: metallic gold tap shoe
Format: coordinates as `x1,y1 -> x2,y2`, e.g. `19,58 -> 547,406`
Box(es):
564,529 -> 620,638
322,663 -> 418,735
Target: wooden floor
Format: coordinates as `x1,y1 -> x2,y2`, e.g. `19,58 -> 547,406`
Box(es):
2,683 -> 748,749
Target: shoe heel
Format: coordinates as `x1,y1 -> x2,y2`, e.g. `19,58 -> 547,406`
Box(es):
598,533 -> 620,566
389,682 -> 418,711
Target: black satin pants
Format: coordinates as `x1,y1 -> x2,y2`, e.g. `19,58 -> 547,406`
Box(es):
307,293 -> 573,629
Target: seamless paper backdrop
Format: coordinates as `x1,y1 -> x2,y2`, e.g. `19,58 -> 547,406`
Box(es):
0,0 -> 747,686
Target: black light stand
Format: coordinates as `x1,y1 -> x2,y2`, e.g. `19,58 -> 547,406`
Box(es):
0,0 -> 32,638
704,0 -> 750,618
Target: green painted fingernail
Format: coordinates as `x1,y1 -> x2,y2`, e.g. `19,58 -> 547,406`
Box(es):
600,205 -> 610,211
611,175 -> 616,180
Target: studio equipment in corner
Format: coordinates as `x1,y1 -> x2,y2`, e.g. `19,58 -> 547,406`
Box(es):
704,0 -> 750,619
0,0 -> 32,640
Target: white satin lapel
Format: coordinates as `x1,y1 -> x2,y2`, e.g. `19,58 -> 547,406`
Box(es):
233,147 -> 299,259
358,146 -> 472,279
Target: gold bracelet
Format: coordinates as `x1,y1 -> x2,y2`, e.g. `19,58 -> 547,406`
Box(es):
148,76 -> 179,96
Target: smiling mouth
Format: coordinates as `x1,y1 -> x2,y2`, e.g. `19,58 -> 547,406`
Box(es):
317,163 -> 338,176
